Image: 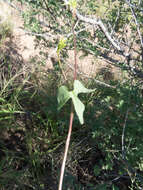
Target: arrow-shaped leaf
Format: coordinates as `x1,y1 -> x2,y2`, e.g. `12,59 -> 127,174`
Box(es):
74,80 -> 95,96
57,86 -> 70,110
57,80 -> 95,124
69,91 -> 85,125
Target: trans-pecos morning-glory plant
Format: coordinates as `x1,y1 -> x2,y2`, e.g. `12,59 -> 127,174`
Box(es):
57,80 -> 95,124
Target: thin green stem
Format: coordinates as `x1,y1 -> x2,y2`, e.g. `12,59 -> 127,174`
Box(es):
57,51 -> 67,81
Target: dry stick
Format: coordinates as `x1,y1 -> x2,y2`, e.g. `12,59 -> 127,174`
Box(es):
64,0 -> 123,52
58,8 -> 77,190
128,2 -> 143,62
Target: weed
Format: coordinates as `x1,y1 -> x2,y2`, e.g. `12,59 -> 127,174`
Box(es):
1,0 -> 143,190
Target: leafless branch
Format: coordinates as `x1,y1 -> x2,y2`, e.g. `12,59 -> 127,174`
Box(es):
67,62 -> 116,89
63,0 -> 128,55
125,0 -> 143,12
76,12 -> 123,52
128,1 -> 143,48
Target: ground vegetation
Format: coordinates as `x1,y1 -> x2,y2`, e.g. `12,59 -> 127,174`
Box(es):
0,0 -> 143,189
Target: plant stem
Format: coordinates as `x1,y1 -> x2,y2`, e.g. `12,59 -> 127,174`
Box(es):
58,106 -> 74,190
72,8 -> 77,80
57,52 -> 67,81
58,7 -> 77,190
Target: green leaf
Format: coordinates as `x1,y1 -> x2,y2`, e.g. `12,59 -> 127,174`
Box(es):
94,165 -> 101,176
57,38 -> 67,54
57,80 -> 95,124
112,185 -> 119,190
57,86 -> 70,110
0,98 -> 5,102
96,184 -> 107,190
69,91 -> 85,124
69,0 -> 77,9
73,80 -> 95,96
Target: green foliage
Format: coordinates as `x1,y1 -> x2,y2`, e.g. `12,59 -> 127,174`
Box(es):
22,10 -> 42,33
58,80 -> 95,124
68,0 -> 77,9
94,165 -> 101,176
1,0 -> 143,189
57,38 -> 67,55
